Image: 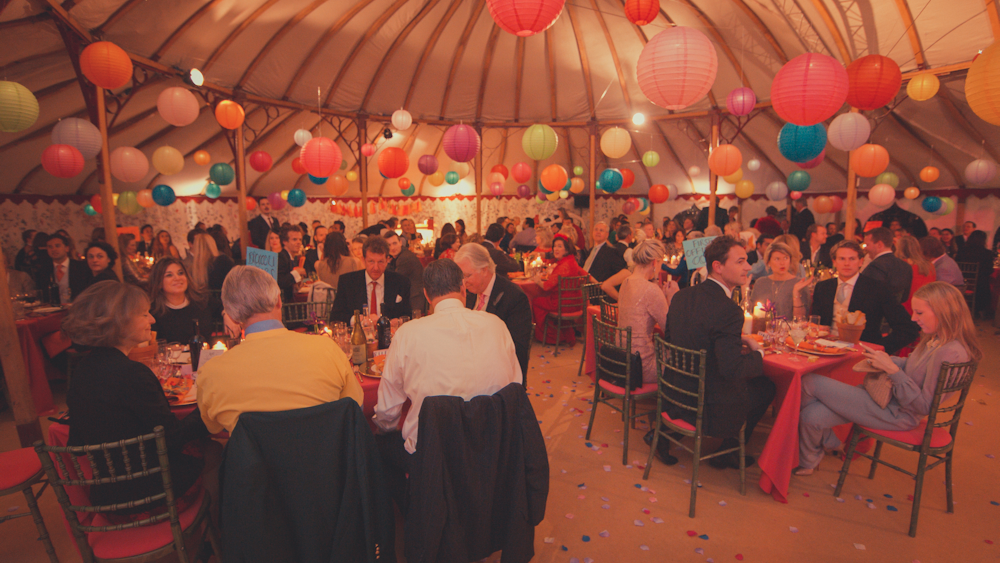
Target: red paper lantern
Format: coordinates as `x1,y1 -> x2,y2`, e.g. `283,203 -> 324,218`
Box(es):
647,184 -> 668,203
771,53 -> 849,126
849,144 -> 889,178
486,0 -> 564,37
846,55 -> 902,111
708,144 -> 742,177
361,143 -> 376,157
378,147 -> 409,178
90,194 -> 103,213
248,151 -> 273,173
625,0 -> 659,25
41,144 -> 84,178
637,27 -> 717,110
512,161 -> 532,183
920,166 -> 940,183
491,164 -> 509,179
215,101 -> 245,130
398,177 -> 411,191
442,124 -> 481,163
620,169 -> 635,190
291,157 -> 306,175
829,195 -> 843,212
300,137 -> 343,177
79,41 -> 133,90
246,197 -> 257,212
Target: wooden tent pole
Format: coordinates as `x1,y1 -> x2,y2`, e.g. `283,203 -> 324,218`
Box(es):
475,124 -> 483,234
359,115 -> 369,228
0,246 -> 40,447
708,113 -> 720,227
844,108 -> 860,241
95,86 -> 122,281
235,125 -> 250,261
589,121 -> 597,232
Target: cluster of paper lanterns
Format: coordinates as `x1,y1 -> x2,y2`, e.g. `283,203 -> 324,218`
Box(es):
442,124 -> 480,163
637,27 -> 718,110
486,0 -> 564,37
522,124 -> 558,160
924,196 -> 955,215
0,81 -> 40,132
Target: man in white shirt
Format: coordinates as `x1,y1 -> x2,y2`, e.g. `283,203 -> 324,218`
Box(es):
248,196 -> 280,249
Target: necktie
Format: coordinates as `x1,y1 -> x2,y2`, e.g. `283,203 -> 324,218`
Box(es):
476,293 -> 487,311
836,282 -> 849,304
55,264 -> 64,282
583,245 -> 600,272
370,281 -> 378,313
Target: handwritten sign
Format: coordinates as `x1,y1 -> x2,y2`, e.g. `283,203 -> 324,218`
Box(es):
682,236 -> 718,270
246,247 -> 278,280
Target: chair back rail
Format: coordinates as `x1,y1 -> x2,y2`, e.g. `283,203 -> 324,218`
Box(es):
581,282 -> 602,306
555,275 -> 588,317
654,335 -> 706,424
924,360 -> 978,444
282,301 -> 334,324
599,297 -> 618,325
592,317 -> 632,389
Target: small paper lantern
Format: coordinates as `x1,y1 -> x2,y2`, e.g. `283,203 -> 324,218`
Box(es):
445,171 -> 460,185
642,151 -> 660,167
156,87 -> 199,127
152,146 -> 184,175
287,188 -> 306,207
789,191 -> 802,200
827,112 -> 871,152
151,184 -> 175,206
442,124 -> 480,163
875,171 -> 899,188
491,164 -> 509,179
490,182 -> 504,196
0,81 -> 40,133
292,157 -> 306,175
41,144 -> 84,178
346,170 -> 358,181
401,186 -> 416,197
708,144 -> 742,176
622,199 -> 637,214
850,144 -> 889,178
361,143 -> 376,157
308,174 -> 328,185
301,137 -> 343,177
601,127 -> 632,159
418,154 -> 439,175
398,177 -> 411,191
486,0 -> 564,37
787,170 -> 811,192
907,73 -> 940,101
965,158 -> 998,184
726,87 -> 756,116
268,192 -> 286,210
110,147 -> 149,182
599,169 -> 623,193
246,197 -> 257,212
83,204 -> 97,216
215,101 -> 245,130
517,184 -> 531,197
455,162 -> 472,178
919,166 -> 940,183
868,184 -> 895,207
111,190 -> 138,215
965,41 -> 1000,125
648,184 -> 669,203
935,197 -> 955,215
204,182 -> 221,199
621,169 -> 636,190
540,164 -> 568,192
723,169 -> 743,184
904,186 -> 920,199
688,166 -> 701,177
428,171 -> 444,186
778,123 -> 826,163
136,189 -> 155,208
625,0 -> 659,25
328,174 -> 349,196
51,117 -> 101,159
734,180 -> 754,199
210,163 -> 235,186
765,182 -> 788,201
80,42 -> 133,90
747,158 -> 760,171
522,124 -> 558,160
573,165 -> 584,176
391,109 -> 412,131
193,150 -> 211,166
771,53 -> 849,126
560,190 -> 570,199
846,55 -> 902,110
89,195 -> 103,213
341,159 -> 348,170
249,151 -> 273,173
829,195 -> 843,212
638,27 -> 717,110
797,150 -> 825,169
921,196 -> 942,212
813,195 -> 833,214
512,161 -> 533,182
545,190 -> 560,202
569,177 -> 585,193
294,128 -> 312,147
378,146 -> 409,178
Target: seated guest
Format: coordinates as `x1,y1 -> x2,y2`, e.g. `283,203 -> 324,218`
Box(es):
660,236 -> 775,469
276,225 -> 306,303
330,236 -> 411,324
83,241 -> 120,288
385,230 -> 425,313
939,228 -> 957,256
148,258 -> 212,344
749,242 -> 813,321
955,230 -> 997,319
197,267 -> 363,434
615,224 -> 636,267
136,225 -> 155,256
895,235 -> 936,313
748,233 -> 777,282
151,229 -> 181,260
825,222 -> 844,247
800,224 -> 832,268
35,232 -> 89,303
434,232 -> 460,260
812,241 -> 919,354
772,234 -> 808,277
455,243 -> 532,384
499,222 -> 516,253
529,235 -> 594,345
207,231 -> 235,291
266,231 -> 283,253
316,231 -> 362,289
661,229 -> 690,285
118,234 -> 148,287
863,227 -> 913,304
400,218 -> 421,243
4,253 -> 35,296
303,225 -> 327,276
919,236 -> 963,289
62,281 -> 209,513
481,223 -> 521,275
350,235 -> 366,264
795,282 -> 979,475
14,229 -> 39,278
510,217 -> 537,252
582,222 -> 627,283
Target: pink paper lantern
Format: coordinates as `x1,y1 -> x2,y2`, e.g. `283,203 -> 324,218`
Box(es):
267,191 -> 286,211
486,0 -> 565,37
637,27 -> 718,110
829,195 -> 844,212
442,124 -> 480,163
490,182 -> 504,196
361,143 -> 376,157
418,154 -> 439,175
517,184 -> 531,198
512,161 -> 532,183
300,137 -> 342,178
726,87 -> 756,116
797,150 -> 825,169
789,191 -> 802,200
868,184 -> 896,207
110,146 -> 149,182
771,53 -> 849,126
156,87 -> 200,127
248,151 -> 273,173
41,144 -> 84,178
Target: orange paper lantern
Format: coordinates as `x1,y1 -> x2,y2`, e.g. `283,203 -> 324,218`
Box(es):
708,144 -> 742,177
378,147 -> 409,179
849,144 -> 889,178
919,166 -> 940,183
193,150 -> 211,166
215,101 -> 245,130
625,0 -> 659,25
136,189 -> 155,208
80,41 -> 133,90
845,55 -> 902,111
540,164 -> 568,192
327,174 -> 349,196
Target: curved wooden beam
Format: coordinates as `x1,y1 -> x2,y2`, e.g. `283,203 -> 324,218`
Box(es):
361,0 -> 442,109
892,0 -> 926,68
0,13 -> 52,30
808,0 -> 853,63
438,0 -> 488,118
203,0 -> 282,72
590,0 -> 632,110
96,0 -> 143,32
237,0 -> 331,88
564,2 -> 595,118
651,120 -> 696,193
402,0 -> 466,109
730,0 -> 789,63
153,0 -> 226,60
886,111 -> 963,184
475,25 -> 502,120
679,0 -> 752,88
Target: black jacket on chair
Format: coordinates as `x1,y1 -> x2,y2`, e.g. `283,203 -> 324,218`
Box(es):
276,249 -> 299,303
405,383 -> 548,563
862,252 -> 913,304
221,399 -> 395,563
330,270 -> 411,323
465,275 -> 532,384
583,244 -> 626,283
799,240 -> 833,268
812,274 -> 920,355
248,214 -> 280,249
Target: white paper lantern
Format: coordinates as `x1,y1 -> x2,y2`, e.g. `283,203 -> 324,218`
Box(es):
110,147 -> 149,183
156,87 -> 199,127
688,166 -> 701,177
391,109 -> 412,131
747,159 -> 760,171
965,158 -> 998,185
51,117 -> 102,160
765,181 -> 788,201
828,112 -> 871,152
294,128 -> 312,147
868,183 -> 896,207
666,184 -> 678,201
600,127 -> 632,159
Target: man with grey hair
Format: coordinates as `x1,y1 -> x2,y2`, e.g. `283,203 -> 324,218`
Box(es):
582,221 -> 626,283
196,266 -> 363,434
455,243 -> 532,383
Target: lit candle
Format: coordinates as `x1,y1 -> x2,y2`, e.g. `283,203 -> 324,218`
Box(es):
212,340 -> 227,351
742,309 -> 753,335
752,302 -> 767,335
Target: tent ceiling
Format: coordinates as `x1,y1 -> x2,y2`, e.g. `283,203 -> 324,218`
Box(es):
1,0 -> 999,199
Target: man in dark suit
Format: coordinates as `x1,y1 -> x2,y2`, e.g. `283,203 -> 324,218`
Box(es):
862,227 -> 912,304
135,224 -> 155,256
384,230 -> 425,314
825,222 -> 844,247
658,237 -> 775,469
799,224 -> 833,268
303,226 -> 327,276
581,222 -> 627,283
35,232 -> 90,303
248,196 -> 280,249
481,224 -> 522,275
813,240 -> 919,355
789,199 -> 814,241
330,236 -> 411,324
455,243 -> 532,384
276,225 -> 306,303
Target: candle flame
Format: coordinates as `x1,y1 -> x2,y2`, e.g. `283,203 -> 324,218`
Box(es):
212,341 -> 227,351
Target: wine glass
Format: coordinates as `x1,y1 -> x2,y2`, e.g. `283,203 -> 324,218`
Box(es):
789,317 -> 808,357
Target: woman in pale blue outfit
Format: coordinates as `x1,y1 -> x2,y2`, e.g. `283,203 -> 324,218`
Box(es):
794,282 -> 980,475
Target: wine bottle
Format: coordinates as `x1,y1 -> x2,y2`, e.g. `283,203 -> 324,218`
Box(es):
376,303 -> 392,350
351,309 -> 368,373
47,273 -> 60,306
190,319 -> 205,371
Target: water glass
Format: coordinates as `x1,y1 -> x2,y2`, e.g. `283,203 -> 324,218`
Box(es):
400,316 -> 411,325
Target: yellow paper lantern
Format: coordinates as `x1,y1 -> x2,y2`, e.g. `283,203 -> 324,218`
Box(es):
0,81 -> 40,133
151,146 -> 184,175
966,41 -> 1000,125
428,171 -> 445,186
280,189 -> 289,200
545,190 -> 560,201
907,73 -> 940,101
346,170 -> 358,181
113,193 -> 119,205
734,179 -> 754,199
723,168 -> 743,184
600,127 -> 632,159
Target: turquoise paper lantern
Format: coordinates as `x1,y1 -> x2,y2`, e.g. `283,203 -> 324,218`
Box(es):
787,170 -> 811,192
308,174 -> 328,185
83,203 -> 97,216
287,188 -> 306,207
209,163 -> 235,186
401,186 -> 416,196
204,182 -> 221,199
921,196 -> 942,212
152,184 -> 176,206
599,169 -> 623,193
777,123 -> 826,163
445,171 -> 460,185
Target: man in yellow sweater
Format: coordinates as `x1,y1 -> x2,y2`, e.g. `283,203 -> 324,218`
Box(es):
197,266 -> 363,434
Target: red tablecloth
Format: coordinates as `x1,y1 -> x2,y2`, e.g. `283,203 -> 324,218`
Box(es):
15,311 -> 66,416
512,277 -> 542,302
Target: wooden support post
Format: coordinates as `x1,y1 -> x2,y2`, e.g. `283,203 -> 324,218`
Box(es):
589,121 -> 597,233
235,125 -> 250,262
95,86 -> 122,281
475,124 -> 483,234
708,113 -> 720,228
359,116 -> 369,228
0,246 -> 41,447
844,108 -> 860,241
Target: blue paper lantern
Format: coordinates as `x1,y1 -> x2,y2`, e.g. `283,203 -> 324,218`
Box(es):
287,188 -> 306,207
445,171 -> 460,185
599,168 -> 623,193
777,123 -> 827,163
209,163 -> 235,186
401,186 -> 415,196
308,174 -> 328,185
83,203 -> 97,216
921,196 -> 942,212
787,170 -> 811,192
204,182 -> 221,199
152,184 -> 176,206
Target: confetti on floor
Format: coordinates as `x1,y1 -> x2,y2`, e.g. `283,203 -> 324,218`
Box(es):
854,544 -> 866,550
633,519 -> 644,527
543,537 -> 554,544
599,530 -> 610,538
639,545 -> 650,551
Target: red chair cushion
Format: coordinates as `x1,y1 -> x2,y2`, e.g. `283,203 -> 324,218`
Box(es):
862,421 -> 953,448
598,380 -> 658,396
87,488 -> 205,559
0,447 -> 41,490
661,411 -> 696,432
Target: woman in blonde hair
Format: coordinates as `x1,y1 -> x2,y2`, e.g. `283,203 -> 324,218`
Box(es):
772,233 -> 808,277
895,235 -> 936,314
795,282 -> 980,476
188,233 -> 219,295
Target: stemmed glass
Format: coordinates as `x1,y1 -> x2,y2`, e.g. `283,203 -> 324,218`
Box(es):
789,316 -> 808,357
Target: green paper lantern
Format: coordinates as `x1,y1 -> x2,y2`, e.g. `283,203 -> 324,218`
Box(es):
83,203 -> 97,216
445,171 -> 460,185
205,182 -> 221,199
521,124 -> 558,161
116,190 -> 141,215
0,81 -> 40,133
875,171 -> 899,188
209,163 -> 235,186
573,165 -> 584,176
642,151 -> 660,167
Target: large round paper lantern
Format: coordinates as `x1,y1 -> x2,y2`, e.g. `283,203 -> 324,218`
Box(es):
723,169 -> 743,184
621,169 -> 635,190
540,164 -> 568,192
291,157 -> 306,175
868,184 -> 895,207
599,169 -> 623,193
797,150 -> 825,169
965,158 -> 998,184
512,161 -> 532,182
418,154 -> 439,175
41,144 -> 84,178
490,182 -> 504,196
904,186 -> 920,199
625,0 -> 659,25
637,27 -> 718,110
600,127 -> 632,159
83,204 -> 97,216
79,42 -> 133,90
765,181 -> 788,201
491,164 -> 509,179
287,188 -> 306,208
268,192 -> 286,210
248,151 -> 272,173
771,53 -> 849,126
813,195 -> 833,214
156,87 -> 199,127
300,137 -> 343,177
726,87 -> 756,116
428,171 -> 445,186
391,109 -> 412,131
919,166 -> 940,183
875,171 -> 899,188
136,189 -> 154,208
361,143 -> 376,157
151,146 -> 184,175
110,147 -> 149,182
327,174 -> 349,196
151,184 -> 175,206
378,147 -> 409,178
294,128 -> 312,147
204,182 -> 221,199
642,151 -> 660,167
827,112 -> 871,151
193,150 -> 211,166
777,123 -> 826,163
921,196 -> 942,212
787,170 -> 811,192
214,101 -> 245,130
907,73 -> 940,101
846,55 -> 902,110
522,124 -> 558,160
829,195 -> 843,212
935,197 -> 955,215
443,124 -> 480,162
308,174 -> 328,185
648,183 -> 669,203
517,184 -> 531,197
51,117 -> 101,159
569,177 -> 585,193
850,144 -> 889,177
346,170 -> 358,181
246,197 -> 257,212
708,144 -> 742,176
688,166 -> 701,177
445,171 -> 460,185
210,163 -> 235,185
0,81 -> 40,133
734,180 -> 754,199
113,190 -> 139,215
486,0 -> 564,37
747,158 -> 760,171
965,41 -> 1000,125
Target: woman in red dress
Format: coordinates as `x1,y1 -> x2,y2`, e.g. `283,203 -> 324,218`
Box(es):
896,235 -> 936,314
530,235 -> 595,345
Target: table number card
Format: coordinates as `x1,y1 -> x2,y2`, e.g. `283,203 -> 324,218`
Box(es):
682,236 -> 718,270
246,247 -> 278,280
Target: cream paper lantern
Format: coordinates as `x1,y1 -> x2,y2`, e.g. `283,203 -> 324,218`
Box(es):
600,127 -> 632,159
